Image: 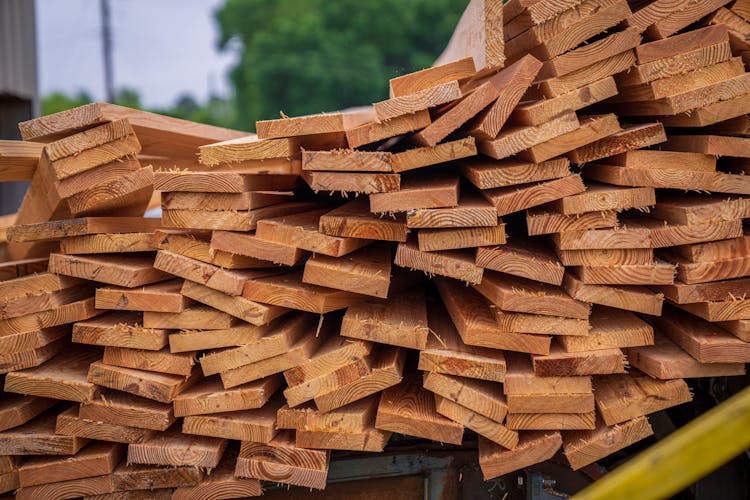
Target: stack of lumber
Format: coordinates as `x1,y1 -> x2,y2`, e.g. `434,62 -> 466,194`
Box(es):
2,0 -> 750,496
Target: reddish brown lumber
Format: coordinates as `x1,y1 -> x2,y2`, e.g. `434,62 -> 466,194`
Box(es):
434,396 -> 518,448
625,333 -> 745,379
301,149 -> 392,172
302,171 -> 400,194
172,449 -> 261,499
7,217 -> 161,243
110,463 -> 202,491
182,279 -> 288,326
55,406 -> 156,444
423,371 -> 508,422
572,260 -> 676,286
567,123 -> 666,163
418,225 -> 506,251
369,176 -> 459,213
557,248 -> 654,266
506,411 -> 596,431
0,394 -> 56,432
345,110 -> 431,148
518,114 -> 623,163
479,432 -> 562,480
390,57 -> 477,97
532,344 -> 627,376
80,391 -> 175,431
211,230 -> 309,266
256,108 -> 374,139
48,253 -> 170,287
478,111 -> 579,159
18,441 -> 123,487
95,280 -> 187,313
0,408 -> 89,455
103,346 -> 195,376
563,274 -> 663,316
373,81 -> 462,121
127,426 -> 227,468
60,232 -> 157,254
15,474 -> 113,499
656,278 -> 750,304
395,240 -> 483,284
475,240 -> 564,285
72,311 -> 169,351
563,416 -> 653,470
526,207 -> 618,236
319,198 -> 408,242
646,0 -> 732,39
182,394 -> 283,443
558,306 -> 654,352
536,50 -> 636,98
87,361 -> 199,403
174,375 -> 281,417
461,157 -> 570,190
651,196 -> 750,227
391,137 -> 477,173
154,229 -> 267,269
434,0 -> 505,69
243,271 -> 364,313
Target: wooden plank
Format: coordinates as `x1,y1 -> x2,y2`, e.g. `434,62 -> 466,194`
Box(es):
537,50 -> 637,98
629,216 -> 743,248
154,229 -> 267,269
153,251 -> 274,297
503,0 -> 585,25
235,431 -> 329,489
242,271 -> 364,313
506,411 -> 596,430
169,323 -> 275,354
468,55 -> 543,140
659,251 -> 750,284
625,332 -> 745,379
198,314 -> 316,376
479,432 -> 562,480
482,174 -> 586,216
256,209 -> 371,257
4,347 -> 100,402
391,137 -> 476,173
474,270 -> 590,319
295,426 -> 391,452
656,277 -> 750,304
211,230 -> 309,266
659,91 -> 750,128
557,248 -> 654,266
405,193 -> 497,229
50,134 -> 141,182
551,184 -> 655,216
55,406 -> 156,444
563,416 -> 653,470
314,346 -> 405,412
302,149 -> 391,172
161,190 -> 294,211
563,273 -> 663,315
0,339 -> 67,375
341,287 -> 429,350
390,57 -> 477,97
375,379 -> 464,445
284,334 -> 373,386
647,0 -> 732,39
319,198 -> 408,242
0,296 -> 98,336
87,361 -> 199,403
60,232 -> 156,254
703,114 -> 750,136
558,306 -> 654,352
370,176 -> 459,213
65,166 -> 154,218
532,344 -> 627,376
95,280 -> 187,313
626,0 -> 697,33
475,240 -> 564,285
198,134 -> 295,164
552,226 -> 651,250
461,157 -> 570,190
7,217 -> 161,243
302,244 -> 391,298
174,375 -> 281,417
284,358 -> 372,408
538,28 -> 641,80
256,108 -> 374,139
219,328 -> 328,389
0,394 -> 56,432
418,225 -> 506,251
423,371 -> 507,422
278,396 -> 378,433
73,311 -> 169,350
373,81 -> 462,121
110,462 -> 202,491
504,351 -> 593,394
526,207 -> 617,236
18,441 -> 122,487
594,372 -> 691,426
153,171 -> 298,193
182,394 -> 283,443
478,110 -> 579,159
49,253 -> 169,287
103,346 -> 195,376
663,134 -> 750,158
345,110 -> 431,148
510,76 -> 618,126
80,391 -> 175,431
610,150 -> 716,172
395,240 -> 483,284
172,449 -> 261,499
161,200 -> 319,232
573,260 -> 676,286
182,279 -> 288,326
518,114 -> 622,163
0,140 -> 42,181
15,474 -> 113,499
583,164 -> 750,194
127,426 -> 227,469
302,171 -> 400,194
655,306 -> 750,362
419,300 -> 510,379
651,195 -> 750,226
505,0 -> 631,62
567,123 -> 666,163
0,284 -> 93,321
435,395 -> 518,448
0,407 -> 89,455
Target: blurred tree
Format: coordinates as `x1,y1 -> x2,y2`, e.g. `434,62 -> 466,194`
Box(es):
215,0 -> 466,130
114,88 -> 143,109
41,90 -> 93,115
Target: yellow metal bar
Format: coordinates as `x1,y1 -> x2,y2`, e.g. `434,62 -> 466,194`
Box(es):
573,385 -> 750,500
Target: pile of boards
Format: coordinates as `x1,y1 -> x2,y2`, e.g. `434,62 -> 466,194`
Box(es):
3,0 -> 750,497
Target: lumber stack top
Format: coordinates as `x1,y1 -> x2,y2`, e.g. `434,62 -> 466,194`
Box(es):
5,0 -> 750,496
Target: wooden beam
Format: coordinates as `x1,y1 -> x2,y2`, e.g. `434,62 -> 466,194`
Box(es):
302,149 -> 393,173
391,137 -> 477,173
646,0 -> 732,39
14,474 -> 113,499
390,57 -> 477,97
461,157 -> 570,190
655,277 -> 750,304
87,361 -> 199,403
172,449 -> 261,499
405,194 -> 497,229
572,260 -> 676,286
594,372 -> 691,426
110,462 -> 202,491
506,411 -> 596,431
0,296 -> 98,336
127,426 -> 227,468
536,50 -> 637,98
72,311 -> 169,351
319,198 -> 408,242
552,226 -> 651,250
256,108 -> 374,139
482,174 -> 586,216
242,271 -> 365,313
557,248 -> 654,266
418,225 -> 507,251
0,394 -> 56,432
103,346 -> 195,377
182,279 -> 288,326
563,273 -> 663,315
568,123 -> 666,163
174,375 -> 281,417
475,240 -> 564,285
7,217 -> 161,243
651,195 -> 750,226
563,416 -> 653,470
526,207 -> 617,236
161,190 -> 295,211
18,441 -> 122,487
154,229 -> 267,269
302,171 -> 400,194
49,253 -> 170,287
211,230 -> 309,266
0,407 -> 88,455
154,171 -> 298,193
60,232 -> 156,254
423,371 -> 507,422
95,279 -> 187,313
373,81 -> 462,121
558,306 -> 654,352
375,379 -> 464,445
435,395 -> 518,448
80,391 -> 175,431
478,111 -> 579,159
182,394 -> 283,443
518,114 -> 622,163
235,431 -> 329,489
55,406 -> 156,444
532,344 -> 627,376
479,432 -> 562,480
395,240 -> 483,284
345,110 -> 431,148
302,244 -> 391,298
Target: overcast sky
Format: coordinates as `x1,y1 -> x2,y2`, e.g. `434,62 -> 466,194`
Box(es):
36,0 -> 235,108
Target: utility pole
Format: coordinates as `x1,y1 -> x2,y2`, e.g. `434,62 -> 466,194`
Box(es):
100,0 -> 114,102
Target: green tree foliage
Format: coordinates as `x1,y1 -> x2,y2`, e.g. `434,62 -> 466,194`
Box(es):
215,0 -> 466,130
41,90 -> 93,115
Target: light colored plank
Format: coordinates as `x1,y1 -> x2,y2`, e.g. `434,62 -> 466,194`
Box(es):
127,426 -> 227,468
479,432 -> 562,480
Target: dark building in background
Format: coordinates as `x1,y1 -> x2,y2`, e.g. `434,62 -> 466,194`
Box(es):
0,0 -> 37,215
